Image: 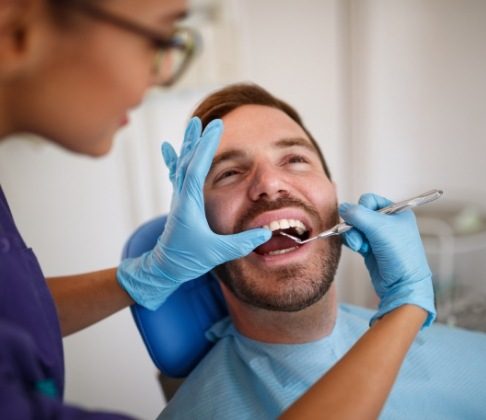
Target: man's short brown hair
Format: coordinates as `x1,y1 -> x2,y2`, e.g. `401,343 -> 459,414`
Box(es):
192,83 -> 332,179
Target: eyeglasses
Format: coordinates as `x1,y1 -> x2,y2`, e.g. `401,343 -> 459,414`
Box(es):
70,2 -> 201,87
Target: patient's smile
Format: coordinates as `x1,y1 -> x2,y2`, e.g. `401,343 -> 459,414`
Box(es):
254,216 -> 312,256
262,218 -> 307,235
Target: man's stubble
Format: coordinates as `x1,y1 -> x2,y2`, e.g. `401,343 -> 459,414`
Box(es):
214,197 -> 342,312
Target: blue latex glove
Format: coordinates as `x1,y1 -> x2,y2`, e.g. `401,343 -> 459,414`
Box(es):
339,193 -> 436,328
117,118 -> 271,310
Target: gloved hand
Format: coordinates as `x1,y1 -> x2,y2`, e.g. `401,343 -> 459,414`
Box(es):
117,117 -> 271,310
339,193 -> 436,329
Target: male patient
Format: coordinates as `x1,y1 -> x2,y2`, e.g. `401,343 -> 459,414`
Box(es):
159,84 -> 486,419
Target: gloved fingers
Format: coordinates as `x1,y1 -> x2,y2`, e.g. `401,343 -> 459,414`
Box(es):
184,119 -> 223,192
202,118 -> 222,136
172,118 -> 203,192
358,193 -> 394,211
358,193 -> 419,232
340,228 -> 370,255
180,117 -> 202,159
339,202 -> 386,237
217,228 -> 272,261
161,142 -> 178,185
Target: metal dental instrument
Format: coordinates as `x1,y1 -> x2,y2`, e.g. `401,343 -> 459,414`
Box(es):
280,189 -> 444,245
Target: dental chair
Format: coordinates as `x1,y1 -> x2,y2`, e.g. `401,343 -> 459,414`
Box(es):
122,215 -> 228,401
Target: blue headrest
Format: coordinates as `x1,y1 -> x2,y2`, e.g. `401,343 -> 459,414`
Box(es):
122,215 -> 228,378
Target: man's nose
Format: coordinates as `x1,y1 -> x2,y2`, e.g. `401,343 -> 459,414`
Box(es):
248,164 -> 290,201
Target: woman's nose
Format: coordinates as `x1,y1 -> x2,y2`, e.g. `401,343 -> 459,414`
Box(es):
248,165 -> 290,201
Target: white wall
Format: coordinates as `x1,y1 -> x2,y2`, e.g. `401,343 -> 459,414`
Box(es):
350,0 -> 486,197
1,0 -> 485,417
347,0 -> 486,305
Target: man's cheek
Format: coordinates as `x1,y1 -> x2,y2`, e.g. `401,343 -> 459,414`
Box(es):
204,198 -> 229,234
204,197 -> 217,231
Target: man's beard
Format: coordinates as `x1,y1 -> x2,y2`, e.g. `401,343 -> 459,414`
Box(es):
214,196 -> 342,312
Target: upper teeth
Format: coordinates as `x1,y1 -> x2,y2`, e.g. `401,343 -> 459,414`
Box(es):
262,219 -> 307,235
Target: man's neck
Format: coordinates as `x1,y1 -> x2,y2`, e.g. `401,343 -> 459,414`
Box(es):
221,283 -> 338,344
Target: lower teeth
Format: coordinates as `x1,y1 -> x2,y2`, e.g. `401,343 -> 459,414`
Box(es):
267,247 -> 299,256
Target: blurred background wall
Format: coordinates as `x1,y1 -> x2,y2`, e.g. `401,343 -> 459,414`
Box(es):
0,0 -> 485,417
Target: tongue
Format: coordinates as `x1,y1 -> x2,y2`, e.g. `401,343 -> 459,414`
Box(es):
255,234 -> 298,255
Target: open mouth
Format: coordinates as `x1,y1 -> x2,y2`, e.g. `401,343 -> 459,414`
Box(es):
254,218 -> 311,256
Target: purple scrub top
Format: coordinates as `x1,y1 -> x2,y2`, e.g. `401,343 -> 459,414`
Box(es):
0,186 -> 133,419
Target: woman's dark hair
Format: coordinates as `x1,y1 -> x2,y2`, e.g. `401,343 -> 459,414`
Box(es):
192,83 -> 332,179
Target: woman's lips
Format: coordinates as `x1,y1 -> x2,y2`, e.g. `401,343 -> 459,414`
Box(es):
119,115 -> 129,126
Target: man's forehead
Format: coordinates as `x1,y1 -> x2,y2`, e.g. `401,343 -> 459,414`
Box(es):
218,105 -> 313,149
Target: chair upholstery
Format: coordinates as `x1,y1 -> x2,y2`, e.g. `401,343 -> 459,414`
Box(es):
122,215 -> 228,378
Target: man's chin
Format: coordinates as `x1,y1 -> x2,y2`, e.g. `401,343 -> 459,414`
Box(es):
214,251 -> 339,312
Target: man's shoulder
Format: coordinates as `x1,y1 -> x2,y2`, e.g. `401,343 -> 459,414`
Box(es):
338,305 -> 486,417
414,318 -> 486,358
385,317 -> 486,418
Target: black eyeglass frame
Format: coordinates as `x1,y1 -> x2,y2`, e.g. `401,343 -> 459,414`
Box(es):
69,2 -> 200,86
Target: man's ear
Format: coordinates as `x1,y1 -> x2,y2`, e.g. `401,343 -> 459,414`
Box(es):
0,0 -> 44,77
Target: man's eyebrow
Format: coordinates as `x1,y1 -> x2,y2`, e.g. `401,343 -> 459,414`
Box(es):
275,137 -> 319,154
209,149 -> 247,172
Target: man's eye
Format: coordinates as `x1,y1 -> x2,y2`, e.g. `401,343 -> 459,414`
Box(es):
287,155 -> 309,165
214,169 -> 240,184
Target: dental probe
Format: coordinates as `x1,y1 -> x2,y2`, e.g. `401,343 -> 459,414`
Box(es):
280,189 -> 443,245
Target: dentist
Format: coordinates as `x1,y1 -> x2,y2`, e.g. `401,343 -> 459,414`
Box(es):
0,1 -> 268,417
0,0 -> 434,418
